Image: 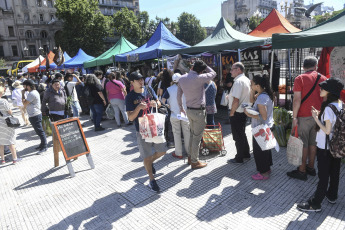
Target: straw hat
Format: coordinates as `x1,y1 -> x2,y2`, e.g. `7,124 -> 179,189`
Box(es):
12,80 -> 23,89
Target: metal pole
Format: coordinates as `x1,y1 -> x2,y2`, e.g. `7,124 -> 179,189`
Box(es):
270,50 -> 274,87
287,49 -> 292,110
238,49 -> 241,62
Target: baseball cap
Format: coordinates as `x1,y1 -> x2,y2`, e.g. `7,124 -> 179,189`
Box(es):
129,72 -> 144,81
23,79 -> 36,87
172,73 -> 182,83
319,78 -> 344,97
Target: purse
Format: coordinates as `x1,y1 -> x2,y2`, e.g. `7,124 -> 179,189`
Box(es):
0,111 -> 20,128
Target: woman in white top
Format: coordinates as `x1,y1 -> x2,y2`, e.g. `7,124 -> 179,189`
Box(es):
297,78 -> 344,212
11,80 -> 29,126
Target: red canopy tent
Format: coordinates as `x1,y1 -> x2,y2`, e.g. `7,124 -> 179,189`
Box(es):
249,9 -> 301,37
28,51 -> 55,73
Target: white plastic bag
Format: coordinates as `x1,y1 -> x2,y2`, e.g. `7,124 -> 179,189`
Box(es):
252,124 -> 277,151
144,105 -> 166,143
220,90 -> 228,106
105,104 -> 115,120
286,127 -> 303,166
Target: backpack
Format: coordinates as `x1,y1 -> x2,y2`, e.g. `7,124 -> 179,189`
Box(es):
83,85 -> 94,105
327,103 -> 345,158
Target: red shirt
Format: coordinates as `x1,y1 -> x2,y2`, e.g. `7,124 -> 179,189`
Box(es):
293,71 -> 327,117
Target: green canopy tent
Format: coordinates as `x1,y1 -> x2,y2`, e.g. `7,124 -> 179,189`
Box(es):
272,10 -> 345,49
84,36 -> 137,68
162,17 -> 268,56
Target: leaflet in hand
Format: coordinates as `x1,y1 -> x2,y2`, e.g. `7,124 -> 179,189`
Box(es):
177,113 -> 189,121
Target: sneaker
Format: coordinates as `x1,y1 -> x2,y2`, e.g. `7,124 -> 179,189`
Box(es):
95,127 -> 105,131
326,195 -> 337,204
1,160 -> 5,165
127,122 -> 133,126
37,148 -> 47,155
297,202 -> 321,212
12,158 -> 22,165
152,163 -> 156,175
148,179 -> 160,192
227,158 -> 243,164
287,169 -> 307,181
306,166 -> 316,176
35,146 -> 42,150
167,142 -> 175,148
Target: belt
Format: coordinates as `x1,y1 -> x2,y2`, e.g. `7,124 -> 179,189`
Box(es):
187,107 -> 205,110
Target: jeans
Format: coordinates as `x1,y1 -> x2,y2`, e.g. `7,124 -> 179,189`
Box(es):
90,104 -> 104,128
230,112 -> 250,162
28,114 -> 47,149
110,98 -> 129,126
186,109 -> 206,163
170,117 -> 190,156
49,114 -> 65,122
206,113 -> 215,128
310,148 -> 341,206
71,101 -> 81,117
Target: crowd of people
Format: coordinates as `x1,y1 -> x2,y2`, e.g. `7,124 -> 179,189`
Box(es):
0,55 -> 344,213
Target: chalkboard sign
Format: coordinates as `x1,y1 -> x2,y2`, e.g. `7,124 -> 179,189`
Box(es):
53,118 -> 90,160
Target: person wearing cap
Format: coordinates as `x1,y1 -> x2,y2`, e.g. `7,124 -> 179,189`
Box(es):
297,78 -> 344,212
162,73 -> 190,159
54,72 -> 65,88
177,60 -> 216,169
125,71 -> 167,192
11,81 -> 29,126
22,79 -> 47,153
42,79 -> 67,122
287,56 -> 327,181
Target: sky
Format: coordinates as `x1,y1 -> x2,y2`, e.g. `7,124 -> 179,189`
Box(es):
140,0 -> 345,27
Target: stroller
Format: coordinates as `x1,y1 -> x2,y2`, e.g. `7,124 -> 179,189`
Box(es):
200,122 -> 227,156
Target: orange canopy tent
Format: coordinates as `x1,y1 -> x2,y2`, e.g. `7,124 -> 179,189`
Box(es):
28,51 -> 55,73
248,9 -> 301,37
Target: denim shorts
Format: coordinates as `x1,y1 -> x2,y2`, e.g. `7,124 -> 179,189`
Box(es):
136,132 -> 167,159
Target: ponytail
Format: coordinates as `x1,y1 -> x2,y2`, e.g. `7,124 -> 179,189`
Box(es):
252,74 -> 274,101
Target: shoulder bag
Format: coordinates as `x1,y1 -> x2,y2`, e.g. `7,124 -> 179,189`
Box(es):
0,111 -> 20,128
300,73 -> 321,104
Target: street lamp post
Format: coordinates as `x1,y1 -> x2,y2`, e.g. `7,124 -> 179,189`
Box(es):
23,47 -> 28,59
38,46 -> 44,71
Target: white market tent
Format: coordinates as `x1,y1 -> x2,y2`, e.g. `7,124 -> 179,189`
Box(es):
22,55 -> 45,73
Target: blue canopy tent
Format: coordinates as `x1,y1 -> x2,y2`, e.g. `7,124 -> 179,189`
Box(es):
39,52 -> 72,70
64,49 -> 94,68
115,22 -> 190,62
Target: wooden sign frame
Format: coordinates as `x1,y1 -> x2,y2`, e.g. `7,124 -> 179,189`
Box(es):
53,117 -> 90,161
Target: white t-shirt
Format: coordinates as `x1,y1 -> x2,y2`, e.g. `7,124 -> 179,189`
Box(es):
316,102 -> 342,149
66,81 -> 78,102
228,74 -> 251,113
26,90 -> 41,117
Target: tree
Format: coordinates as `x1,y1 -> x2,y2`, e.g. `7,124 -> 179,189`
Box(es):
314,9 -> 345,25
176,12 -> 206,46
54,0 -> 111,57
0,58 -> 5,68
248,15 -> 264,31
113,8 -> 141,45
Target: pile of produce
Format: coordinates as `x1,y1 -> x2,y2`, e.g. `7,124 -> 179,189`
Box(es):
272,107 -> 292,147
42,116 -> 52,136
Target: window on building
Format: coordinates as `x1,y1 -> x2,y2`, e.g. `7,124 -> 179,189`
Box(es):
41,30 -> 48,38
39,14 -> 44,21
0,46 -> 4,57
47,0 -> 53,7
22,0 -> 28,6
12,46 -> 18,56
24,13 -> 30,22
37,0 -> 42,7
25,30 -> 34,39
29,45 -> 37,56
8,26 -> 15,37
51,14 -> 54,20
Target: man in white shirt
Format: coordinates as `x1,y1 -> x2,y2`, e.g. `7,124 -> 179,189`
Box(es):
65,73 -> 82,117
227,62 -> 251,164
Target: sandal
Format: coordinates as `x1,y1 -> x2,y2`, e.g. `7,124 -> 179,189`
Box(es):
1,160 -> 5,165
251,173 -> 269,180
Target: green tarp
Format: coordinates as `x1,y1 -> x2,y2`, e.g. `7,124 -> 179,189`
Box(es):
84,36 -> 137,68
272,10 -> 345,49
162,17 -> 268,56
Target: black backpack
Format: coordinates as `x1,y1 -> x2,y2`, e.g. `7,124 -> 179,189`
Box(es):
83,85 -> 94,105
64,82 -> 72,97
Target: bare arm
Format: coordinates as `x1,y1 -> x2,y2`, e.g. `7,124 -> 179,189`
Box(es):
98,92 -> 106,105
292,91 -> 302,127
127,102 -> 147,122
177,84 -> 185,114
230,97 -> 239,117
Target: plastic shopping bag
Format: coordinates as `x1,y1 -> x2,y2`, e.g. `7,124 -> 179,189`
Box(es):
220,90 -> 228,106
286,126 -> 303,166
252,124 -> 277,151
145,106 -> 166,144
139,109 -> 153,139
105,104 -> 115,120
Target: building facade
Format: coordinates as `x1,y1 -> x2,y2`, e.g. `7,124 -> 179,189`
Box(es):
0,0 -> 63,61
221,0 -> 278,33
98,0 -> 140,16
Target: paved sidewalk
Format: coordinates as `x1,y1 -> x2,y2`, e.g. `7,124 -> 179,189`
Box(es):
0,105 -> 345,229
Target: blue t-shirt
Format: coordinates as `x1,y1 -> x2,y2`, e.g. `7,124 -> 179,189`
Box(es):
251,93 -> 274,128
125,86 -> 158,132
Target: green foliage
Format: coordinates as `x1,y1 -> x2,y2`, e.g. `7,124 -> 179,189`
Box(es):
0,58 -> 5,68
176,12 -> 206,46
54,0 -> 111,57
249,15 -> 264,31
314,9 -> 345,25
272,107 -> 293,147
226,19 -> 235,28
113,7 -> 141,45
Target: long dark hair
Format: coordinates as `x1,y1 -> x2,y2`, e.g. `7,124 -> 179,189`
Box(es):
252,74 -> 274,101
161,69 -> 172,89
316,92 -> 340,131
